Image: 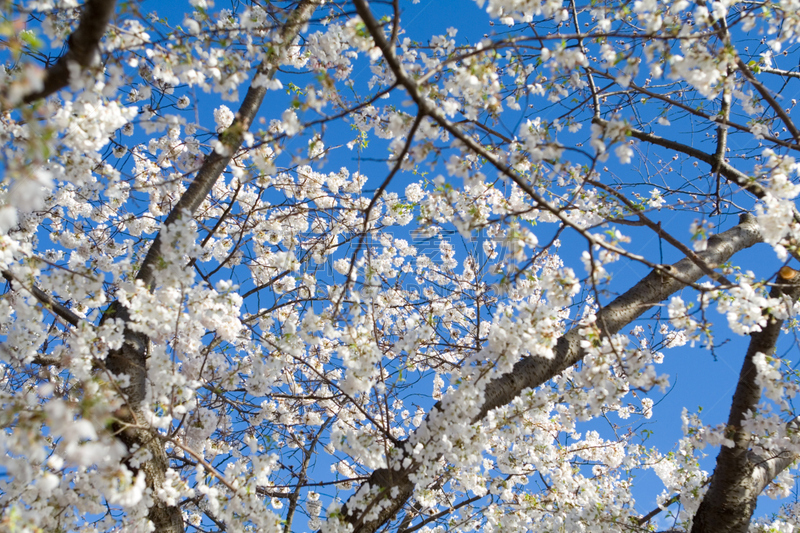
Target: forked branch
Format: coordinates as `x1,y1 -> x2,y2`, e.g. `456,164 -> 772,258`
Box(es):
692,267 -> 800,533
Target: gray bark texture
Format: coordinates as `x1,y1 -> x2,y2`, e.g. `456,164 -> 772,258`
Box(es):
338,212 -> 762,533
476,215 -> 761,421
691,267 -> 800,533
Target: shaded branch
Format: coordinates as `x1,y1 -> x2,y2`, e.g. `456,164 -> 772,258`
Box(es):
20,0 -> 117,105
692,267 -> 800,533
2,269 -> 82,326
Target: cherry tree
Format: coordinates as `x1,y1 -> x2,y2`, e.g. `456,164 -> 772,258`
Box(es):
2,0 -> 800,531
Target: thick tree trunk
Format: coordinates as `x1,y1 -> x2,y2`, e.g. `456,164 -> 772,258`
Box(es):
691,267 -> 800,533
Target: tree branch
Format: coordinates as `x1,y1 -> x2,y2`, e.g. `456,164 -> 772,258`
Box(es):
692,267 -> 800,533
592,118 -> 766,199
352,1 -> 713,295
590,73 -> 800,152
337,209 -> 762,532
20,0 -> 117,105
639,493 -> 681,526
736,58 -> 800,144
135,0 -> 319,290
343,4 -> 769,531
2,269 -> 82,327
284,418 -> 332,533
747,435 -> 799,497
594,119 -> 800,239
585,178 -> 733,285
99,4 -> 319,532
759,67 -> 800,80
475,216 -> 762,420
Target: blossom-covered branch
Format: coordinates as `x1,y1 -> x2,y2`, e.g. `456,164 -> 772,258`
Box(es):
136,0 -> 320,290
693,267 -> 800,532
18,0 -> 116,105
102,3 -> 320,531
338,214 -> 762,533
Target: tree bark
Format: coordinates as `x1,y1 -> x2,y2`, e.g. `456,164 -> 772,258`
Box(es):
340,214 -> 762,533
691,267 -> 800,533
21,0 -> 117,104
136,0 -> 319,290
